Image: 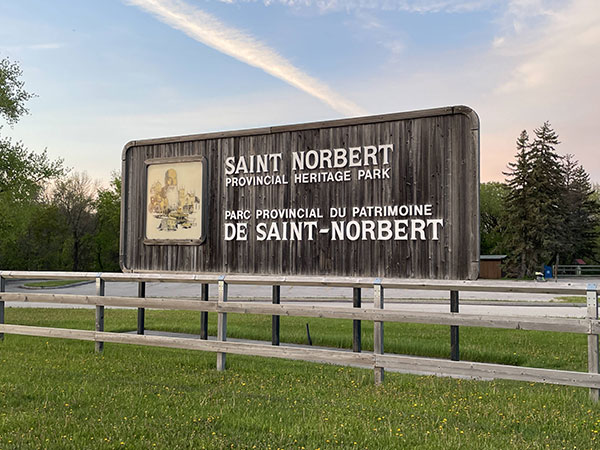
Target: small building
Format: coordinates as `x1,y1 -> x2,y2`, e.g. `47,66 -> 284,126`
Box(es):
479,255 -> 507,279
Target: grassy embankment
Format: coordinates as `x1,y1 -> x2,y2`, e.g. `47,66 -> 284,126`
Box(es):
22,280 -> 89,288
0,308 -> 599,449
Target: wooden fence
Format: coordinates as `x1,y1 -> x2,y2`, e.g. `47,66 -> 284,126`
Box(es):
0,271 -> 599,401
556,265 -> 600,277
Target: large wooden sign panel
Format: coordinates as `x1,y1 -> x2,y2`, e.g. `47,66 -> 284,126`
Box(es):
121,106 -> 480,279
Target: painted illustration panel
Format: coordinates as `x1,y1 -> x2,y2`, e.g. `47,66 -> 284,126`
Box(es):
146,161 -> 203,240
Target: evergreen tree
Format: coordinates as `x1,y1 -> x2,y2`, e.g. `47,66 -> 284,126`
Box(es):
503,130 -> 534,277
527,121 -> 565,267
503,123 -> 566,277
561,154 -> 600,263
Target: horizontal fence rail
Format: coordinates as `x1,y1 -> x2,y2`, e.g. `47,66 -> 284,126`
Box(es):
0,271 -> 599,400
557,265 -> 600,277
0,292 -> 597,334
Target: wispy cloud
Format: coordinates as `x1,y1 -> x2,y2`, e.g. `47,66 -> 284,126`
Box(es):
1,42 -> 64,52
495,0 -> 600,93
126,0 -> 365,116
28,43 -> 64,50
229,0 -> 498,13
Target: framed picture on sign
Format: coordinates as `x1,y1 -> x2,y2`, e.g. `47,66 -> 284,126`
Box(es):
144,158 -> 207,244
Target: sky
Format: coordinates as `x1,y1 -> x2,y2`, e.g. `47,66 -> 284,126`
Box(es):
1,0 -> 599,185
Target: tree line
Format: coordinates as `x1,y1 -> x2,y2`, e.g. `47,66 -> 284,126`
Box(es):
0,57 -> 120,272
481,123 -> 600,277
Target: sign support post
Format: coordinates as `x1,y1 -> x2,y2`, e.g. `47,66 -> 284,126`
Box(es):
200,283 -> 209,340
450,290 -> 459,361
588,284 -> 599,402
95,277 -> 105,353
374,279 -> 384,385
137,281 -> 145,335
0,275 -> 5,342
217,276 -> 228,371
353,287 -> 361,352
272,285 -> 280,346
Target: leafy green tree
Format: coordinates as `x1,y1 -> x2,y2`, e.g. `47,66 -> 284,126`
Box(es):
50,172 -> 97,271
0,57 -> 34,125
0,138 -> 65,202
93,173 -> 121,271
480,182 -> 507,255
2,203 -> 70,270
0,56 -> 64,203
0,56 -> 65,270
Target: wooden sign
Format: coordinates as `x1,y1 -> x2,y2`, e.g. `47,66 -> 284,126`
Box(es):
121,105 -> 480,279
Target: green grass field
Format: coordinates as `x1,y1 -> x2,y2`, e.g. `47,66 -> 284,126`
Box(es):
22,280 -> 89,288
1,308 -> 599,449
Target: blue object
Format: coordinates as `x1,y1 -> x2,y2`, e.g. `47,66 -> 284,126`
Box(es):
544,265 -> 553,279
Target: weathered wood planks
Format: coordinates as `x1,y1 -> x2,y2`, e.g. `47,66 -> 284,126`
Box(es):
121,106 -> 480,279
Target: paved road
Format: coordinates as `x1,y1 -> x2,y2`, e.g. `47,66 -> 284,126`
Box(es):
4,278 -> 597,318
7,278 -> 596,301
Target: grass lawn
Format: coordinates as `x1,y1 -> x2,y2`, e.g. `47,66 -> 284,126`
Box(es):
554,296 -> 587,304
22,280 -> 89,288
0,308 -> 599,449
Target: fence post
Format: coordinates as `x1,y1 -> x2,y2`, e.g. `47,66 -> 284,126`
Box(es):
272,285 -> 280,346
373,278 -> 384,384
200,283 -> 209,340
217,276 -> 228,371
0,275 -> 5,342
450,290 -> 459,361
588,284 -> 599,402
95,277 -> 105,353
137,281 -> 145,335
353,287 -> 361,352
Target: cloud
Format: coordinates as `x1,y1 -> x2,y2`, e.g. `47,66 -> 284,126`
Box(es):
0,42 -> 64,53
488,0 -> 600,181
342,0 -> 600,182
126,0 -> 365,116
231,0 -> 499,13
495,0 -> 600,93
28,43 -> 64,50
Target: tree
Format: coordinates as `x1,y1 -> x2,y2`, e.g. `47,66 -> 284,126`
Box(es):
93,173 -> 121,271
503,123 -> 567,277
503,130 -> 536,277
0,56 -> 64,202
0,137 -> 65,202
502,122 -> 600,277
480,182 -> 507,255
594,184 -> 600,263
561,155 -> 600,263
0,57 -> 34,125
50,172 -> 97,271
0,56 -> 66,270
2,202 -> 70,270
527,122 -> 566,265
